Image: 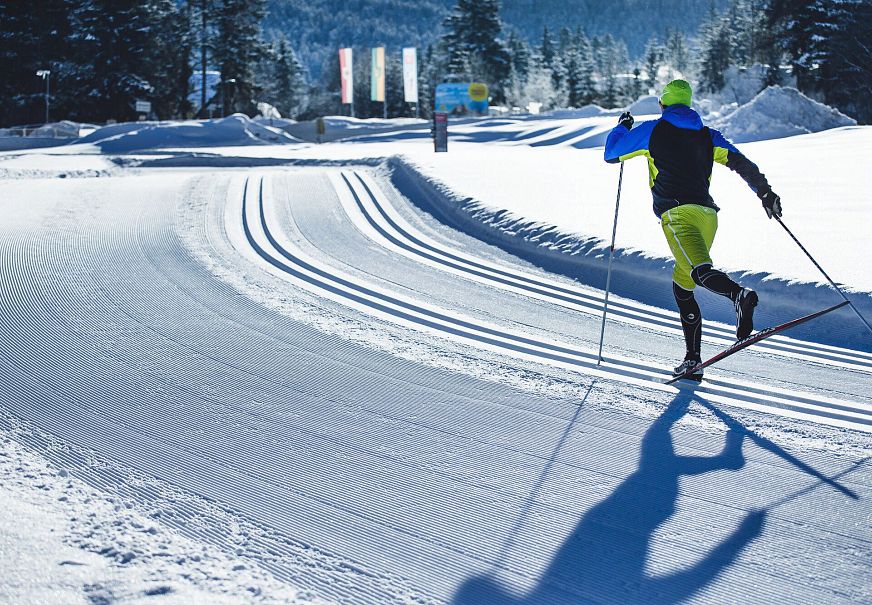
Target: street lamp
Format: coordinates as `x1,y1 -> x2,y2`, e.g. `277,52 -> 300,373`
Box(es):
36,69 -> 51,124
220,78 -> 237,117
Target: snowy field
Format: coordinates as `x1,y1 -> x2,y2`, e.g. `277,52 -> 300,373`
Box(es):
0,96 -> 870,604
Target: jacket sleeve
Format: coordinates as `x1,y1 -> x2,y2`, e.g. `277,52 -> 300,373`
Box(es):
604,120 -> 656,164
709,128 -> 771,195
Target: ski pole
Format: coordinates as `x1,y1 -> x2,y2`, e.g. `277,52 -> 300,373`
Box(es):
774,215 -> 872,337
597,162 -> 624,365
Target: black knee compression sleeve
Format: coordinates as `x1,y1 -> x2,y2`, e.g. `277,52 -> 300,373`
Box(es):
691,264 -> 742,301
673,282 -> 702,358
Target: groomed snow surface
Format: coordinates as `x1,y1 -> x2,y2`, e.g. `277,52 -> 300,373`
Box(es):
0,89 -> 870,604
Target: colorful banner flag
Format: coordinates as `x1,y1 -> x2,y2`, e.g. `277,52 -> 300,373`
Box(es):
402,47 -> 418,103
371,47 -> 385,102
339,48 -> 353,104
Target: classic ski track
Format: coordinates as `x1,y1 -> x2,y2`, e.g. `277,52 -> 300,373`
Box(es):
0,188 -> 457,603
0,172 -> 869,604
281,171 -> 872,406
243,174 -> 872,433
334,169 -> 872,371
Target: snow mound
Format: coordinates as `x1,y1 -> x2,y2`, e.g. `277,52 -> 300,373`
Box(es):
253,116 -> 298,128
628,95 -> 661,115
77,114 -> 301,152
712,86 -> 856,143
318,116 -> 428,132
545,105 -> 609,119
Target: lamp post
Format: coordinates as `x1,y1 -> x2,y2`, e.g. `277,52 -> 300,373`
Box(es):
220,78 -> 236,117
36,69 -> 51,124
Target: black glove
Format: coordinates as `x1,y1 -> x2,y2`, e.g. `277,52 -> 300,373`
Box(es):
618,111 -> 634,130
758,189 -> 782,219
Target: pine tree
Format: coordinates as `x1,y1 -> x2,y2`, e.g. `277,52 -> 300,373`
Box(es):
574,29 -> 597,106
557,27 -> 573,55
149,0 -> 194,119
506,61 -> 559,112
665,29 -> 690,78
538,26 -> 566,93
437,0 -> 510,102
213,0 -> 267,116
267,36 -> 307,118
0,0 -> 70,125
630,67 -> 644,101
813,0 -> 872,123
699,17 -> 733,93
192,0 -> 215,118
767,0 -> 819,90
539,26 -> 556,70
65,0 -> 179,122
440,10 -> 469,80
418,44 -> 438,119
643,36 -> 663,93
597,34 -> 628,108
385,50 -> 405,117
768,0 -> 871,122
506,30 -> 531,81
563,44 -> 584,107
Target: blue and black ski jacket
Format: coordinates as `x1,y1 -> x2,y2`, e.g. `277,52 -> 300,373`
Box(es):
604,105 -> 771,218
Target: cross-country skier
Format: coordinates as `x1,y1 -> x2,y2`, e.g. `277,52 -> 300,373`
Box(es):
603,79 -> 782,380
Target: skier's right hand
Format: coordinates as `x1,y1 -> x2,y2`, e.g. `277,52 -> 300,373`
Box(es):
758,189 -> 782,219
618,111 -> 634,130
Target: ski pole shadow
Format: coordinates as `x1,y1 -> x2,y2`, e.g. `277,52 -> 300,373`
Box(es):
452,392 -> 767,605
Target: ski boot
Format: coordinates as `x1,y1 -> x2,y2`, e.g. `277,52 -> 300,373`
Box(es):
734,288 -> 759,340
672,355 -> 703,382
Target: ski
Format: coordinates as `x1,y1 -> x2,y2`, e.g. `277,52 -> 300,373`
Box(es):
665,300 -> 851,385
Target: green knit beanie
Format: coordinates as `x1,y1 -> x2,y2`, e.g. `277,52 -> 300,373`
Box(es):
660,79 -> 693,107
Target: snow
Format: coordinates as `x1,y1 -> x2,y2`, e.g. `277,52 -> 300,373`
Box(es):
70,114 -> 302,153
710,86 -> 857,142
0,422 -> 326,605
542,104 -> 610,119
628,94 -> 662,115
0,93 -> 870,604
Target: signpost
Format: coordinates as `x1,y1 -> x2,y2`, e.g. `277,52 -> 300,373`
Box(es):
433,112 -> 448,152
135,100 -> 151,120
434,82 -> 489,116
36,70 -> 50,124
316,117 -> 326,144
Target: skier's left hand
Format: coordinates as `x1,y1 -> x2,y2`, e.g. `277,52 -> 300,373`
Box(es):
759,189 -> 782,219
618,111 -> 634,130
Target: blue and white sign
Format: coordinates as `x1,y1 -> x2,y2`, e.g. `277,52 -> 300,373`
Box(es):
434,83 -> 489,116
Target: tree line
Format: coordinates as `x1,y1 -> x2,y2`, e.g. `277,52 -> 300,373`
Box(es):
0,0 -> 306,126
409,0 -> 870,121
318,0 -> 870,122
1,0 -> 868,127
698,0 -> 871,122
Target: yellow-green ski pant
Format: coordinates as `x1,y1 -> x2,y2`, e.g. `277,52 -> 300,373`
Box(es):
660,204 -> 718,291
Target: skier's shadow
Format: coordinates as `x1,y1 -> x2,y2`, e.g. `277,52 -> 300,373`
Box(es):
452,394 -> 766,605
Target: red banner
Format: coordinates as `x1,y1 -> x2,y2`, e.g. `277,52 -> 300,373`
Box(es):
339,48 -> 353,104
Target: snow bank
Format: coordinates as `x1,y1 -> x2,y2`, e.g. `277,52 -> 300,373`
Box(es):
545,104 -> 610,119
0,120 -> 93,138
712,86 -> 857,143
253,116 -> 298,128
628,95 -> 662,116
319,116 -> 428,132
77,114 -> 301,152
386,144 -> 872,351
